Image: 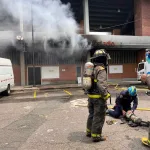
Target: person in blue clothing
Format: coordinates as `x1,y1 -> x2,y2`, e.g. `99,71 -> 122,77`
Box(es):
107,86 -> 138,118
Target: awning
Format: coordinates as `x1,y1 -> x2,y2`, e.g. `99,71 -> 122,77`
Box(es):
82,34 -> 150,49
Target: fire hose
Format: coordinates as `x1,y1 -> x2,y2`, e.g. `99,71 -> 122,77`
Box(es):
125,111 -> 149,127
124,111 -> 150,147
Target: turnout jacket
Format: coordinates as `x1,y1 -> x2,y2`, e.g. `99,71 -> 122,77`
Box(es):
115,90 -> 138,111
88,65 -> 109,97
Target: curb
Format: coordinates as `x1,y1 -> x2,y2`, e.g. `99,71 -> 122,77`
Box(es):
11,83 -> 148,94
39,86 -> 82,91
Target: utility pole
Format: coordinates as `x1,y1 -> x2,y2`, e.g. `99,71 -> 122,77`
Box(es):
83,0 -> 90,63
31,1 -> 36,87
19,0 -> 25,86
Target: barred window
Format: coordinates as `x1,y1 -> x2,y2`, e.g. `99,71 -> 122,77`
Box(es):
108,50 -> 137,64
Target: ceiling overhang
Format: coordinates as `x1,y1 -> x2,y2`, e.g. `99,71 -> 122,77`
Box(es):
82,34 -> 150,49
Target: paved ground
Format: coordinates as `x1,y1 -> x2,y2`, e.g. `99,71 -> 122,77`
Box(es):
0,88 -> 149,150
11,81 -> 148,93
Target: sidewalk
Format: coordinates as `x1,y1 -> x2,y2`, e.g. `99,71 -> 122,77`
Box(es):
11,84 -> 82,93
11,81 -> 148,93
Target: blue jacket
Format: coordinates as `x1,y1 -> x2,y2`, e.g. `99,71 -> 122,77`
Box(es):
115,90 -> 138,111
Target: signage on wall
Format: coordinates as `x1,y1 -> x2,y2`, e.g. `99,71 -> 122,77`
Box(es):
109,65 -> 123,74
92,40 -> 115,47
42,66 -> 59,79
77,77 -> 82,85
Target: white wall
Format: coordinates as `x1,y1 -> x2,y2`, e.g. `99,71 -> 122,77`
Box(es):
41,66 -> 59,79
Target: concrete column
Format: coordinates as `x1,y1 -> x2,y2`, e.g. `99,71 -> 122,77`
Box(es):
87,52 -> 91,62
112,29 -> 121,35
20,52 -> 25,86
19,0 -> 25,86
141,0 -> 150,36
83,0 -> 89,34
79,20 -> 84,34
83,0 -> 90,62
134,0 -> 150,36
134,0 -> 142,36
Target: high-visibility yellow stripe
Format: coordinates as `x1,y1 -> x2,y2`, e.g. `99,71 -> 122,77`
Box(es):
33,91 -> 36,98
44,93 -> 48,97
91,133 -> 101,138
131,86 -> 134,92
86,128 -> 91,133
63,90 -> 72,96
94,79 -> 98,82
88,94 -> 102,98
108,106 -> 150,111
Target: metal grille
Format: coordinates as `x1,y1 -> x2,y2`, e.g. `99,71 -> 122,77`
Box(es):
0,47 -> 20,65
25,52 -> 85,65
108,50 -> 137,64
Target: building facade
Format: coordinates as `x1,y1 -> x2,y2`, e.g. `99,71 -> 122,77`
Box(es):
80,0 -> 150,81
0,0 -> 150,86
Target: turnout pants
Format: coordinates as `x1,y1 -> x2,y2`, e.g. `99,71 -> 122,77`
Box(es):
108,105 -> 131,118
86,98 -> 106,137
147,75 -> 150,89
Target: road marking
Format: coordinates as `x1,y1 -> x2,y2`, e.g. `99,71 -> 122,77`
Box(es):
63,90 -> 72,95
34,90 -> 36,98
44,93 -> 49,97
74,104 -> 150,111
115,86 -> 148,91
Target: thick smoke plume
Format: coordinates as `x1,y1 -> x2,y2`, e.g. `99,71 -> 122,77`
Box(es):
0,0 -> 90,54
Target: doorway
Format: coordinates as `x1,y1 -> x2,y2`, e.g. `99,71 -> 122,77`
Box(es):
28,67 -> 41,85
76,66 -> 81,84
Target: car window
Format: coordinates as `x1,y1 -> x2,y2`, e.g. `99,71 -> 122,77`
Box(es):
138,63 -> 144,71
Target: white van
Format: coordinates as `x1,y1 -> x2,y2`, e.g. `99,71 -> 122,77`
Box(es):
0,57 -> 14,95
137,49 -> 150,81
137,61 -> 146,81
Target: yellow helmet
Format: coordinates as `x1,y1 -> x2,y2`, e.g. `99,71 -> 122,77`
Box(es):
90,49 -> 110,60
90,49 -> 111,66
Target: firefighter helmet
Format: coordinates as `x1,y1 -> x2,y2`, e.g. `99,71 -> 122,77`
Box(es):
90,49 -> 111,66
128,86 -> 137,96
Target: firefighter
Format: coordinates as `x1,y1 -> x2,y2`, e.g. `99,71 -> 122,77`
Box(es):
141,74 -> 150,95
85,49 -> 111,142
146,74 -> 150,95
107,86 -> 138,118
141,49 -> 150,95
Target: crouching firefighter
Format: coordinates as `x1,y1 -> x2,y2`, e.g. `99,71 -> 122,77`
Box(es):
106,86 -> 138,119
82,49 -> 111,142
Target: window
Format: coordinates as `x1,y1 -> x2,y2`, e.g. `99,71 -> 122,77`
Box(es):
138,63 -> 144,71
76,66 -> 81,77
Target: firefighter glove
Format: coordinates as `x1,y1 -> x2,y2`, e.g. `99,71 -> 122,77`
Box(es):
103,93 -> 111,100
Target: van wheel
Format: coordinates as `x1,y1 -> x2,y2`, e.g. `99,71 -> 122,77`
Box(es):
4,85 -> 10,96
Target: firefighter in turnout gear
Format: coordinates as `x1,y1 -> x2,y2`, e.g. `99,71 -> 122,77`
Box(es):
84,49 -> 111,142
107,86 -> 138,118
141,74 -> 150,96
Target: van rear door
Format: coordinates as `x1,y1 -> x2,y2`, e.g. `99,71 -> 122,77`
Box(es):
137,63 -> 145,80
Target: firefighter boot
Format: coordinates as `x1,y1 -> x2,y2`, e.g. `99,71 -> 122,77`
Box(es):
146,90 -> 150,96
86,132 -> 91,137
92,136 -> 106,142
86,129 -> 91,137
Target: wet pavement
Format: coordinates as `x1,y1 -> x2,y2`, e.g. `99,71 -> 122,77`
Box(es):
0,88 -> 149,150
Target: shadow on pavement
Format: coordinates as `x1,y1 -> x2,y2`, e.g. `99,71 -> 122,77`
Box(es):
68,131 -> 94,144
0,95 -> 70,104
128,137 -> 150,150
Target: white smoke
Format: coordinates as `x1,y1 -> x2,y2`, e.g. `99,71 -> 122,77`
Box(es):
0,0 -> 90,53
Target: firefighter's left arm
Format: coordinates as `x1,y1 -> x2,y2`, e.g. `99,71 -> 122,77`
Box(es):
96,68 -> 109,97
132,96 -> 138,112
